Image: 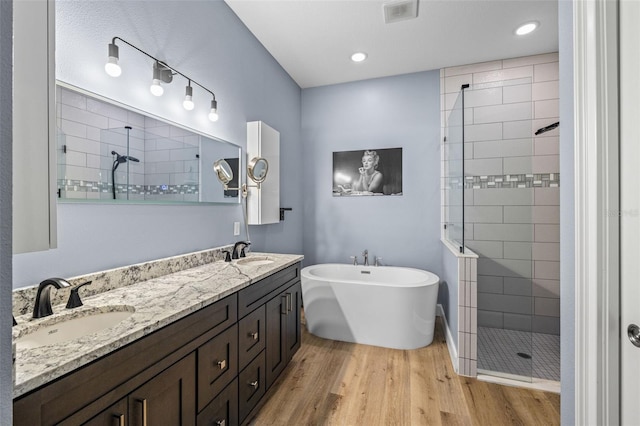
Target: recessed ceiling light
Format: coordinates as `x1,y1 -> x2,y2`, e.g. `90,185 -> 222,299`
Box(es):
515,21 -> 539,36
351,52 -> 367,62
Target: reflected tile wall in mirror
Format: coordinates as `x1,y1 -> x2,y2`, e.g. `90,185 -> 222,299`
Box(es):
56,84 -> 240,204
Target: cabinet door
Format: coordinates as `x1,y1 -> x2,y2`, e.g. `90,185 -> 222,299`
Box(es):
196,379 -> 238,426
129,354 -> 196,426
285,281 -> 302,361
13,0 -> 56,253
83,398 -> 128,426
265,291 -> 287,389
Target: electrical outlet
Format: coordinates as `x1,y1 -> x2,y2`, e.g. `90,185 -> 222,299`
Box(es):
233,222 -> 240,236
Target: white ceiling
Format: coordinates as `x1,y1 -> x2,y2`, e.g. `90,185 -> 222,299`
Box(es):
224,0 -> 559,88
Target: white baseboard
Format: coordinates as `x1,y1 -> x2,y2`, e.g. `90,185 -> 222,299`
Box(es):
437,304 -> 458,374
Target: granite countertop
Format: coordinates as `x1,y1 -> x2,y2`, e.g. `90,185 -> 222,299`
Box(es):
12,252 -> 303,398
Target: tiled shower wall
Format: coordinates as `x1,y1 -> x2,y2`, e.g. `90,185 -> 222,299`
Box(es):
440,53 -> 560,335
57,86 -> 199,201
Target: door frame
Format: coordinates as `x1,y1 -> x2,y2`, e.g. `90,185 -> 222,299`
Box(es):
573,0 -> 620,424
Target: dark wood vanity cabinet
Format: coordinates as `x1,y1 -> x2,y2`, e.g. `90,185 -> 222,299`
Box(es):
85,354 -> 196,426
265,281 -> 302,389
13,262 -> 301,426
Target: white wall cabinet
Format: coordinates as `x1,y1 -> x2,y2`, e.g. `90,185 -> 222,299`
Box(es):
247,121 -> 280,225
13,0 -> 57,254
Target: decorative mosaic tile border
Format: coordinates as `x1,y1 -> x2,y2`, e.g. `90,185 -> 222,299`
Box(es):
58,179 -> 199,196
446,173 -> 560,190
12,245 -> 233,316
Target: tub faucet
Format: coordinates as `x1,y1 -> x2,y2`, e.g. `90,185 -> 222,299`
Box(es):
33,278 -> 71,319
362,250 -> 369,266
350,255 -> 358,266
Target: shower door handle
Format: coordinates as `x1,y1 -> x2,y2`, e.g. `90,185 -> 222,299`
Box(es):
628,324 -> 640,348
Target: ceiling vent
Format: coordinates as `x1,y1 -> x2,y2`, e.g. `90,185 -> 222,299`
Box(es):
383,0 -> 418,24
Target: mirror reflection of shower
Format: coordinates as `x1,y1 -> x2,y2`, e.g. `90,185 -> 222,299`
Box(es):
111,126 -> 140,200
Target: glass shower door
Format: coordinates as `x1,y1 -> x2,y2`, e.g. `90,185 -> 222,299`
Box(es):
463,78 -> 535,382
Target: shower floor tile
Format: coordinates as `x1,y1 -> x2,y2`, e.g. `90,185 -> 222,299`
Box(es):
477,327 -> 560,382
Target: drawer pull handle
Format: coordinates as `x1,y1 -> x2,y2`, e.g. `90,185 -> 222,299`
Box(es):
286,293 -> 292,312
215,420 -> 226,426
249,380 -> 259,389
113,414 -> 125,426
217,359 -> 227,370
249,331 -> 259,340
137,399 -> 148,426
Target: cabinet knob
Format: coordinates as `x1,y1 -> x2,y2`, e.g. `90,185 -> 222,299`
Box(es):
249,380 -> 259,389
215,420 -> 226,426
217,359 -> 227,370
249,331 -> 259,340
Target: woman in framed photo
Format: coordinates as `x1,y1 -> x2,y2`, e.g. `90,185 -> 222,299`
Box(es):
352,150 -> 383,193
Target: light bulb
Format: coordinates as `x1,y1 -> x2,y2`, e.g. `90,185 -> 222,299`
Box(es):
105,57 -> 121,77
208,99 -> 219,122
183,85 -> 194,110
183,96 -> 194,110
150,79 -> 163,96
105,43 -> 121,77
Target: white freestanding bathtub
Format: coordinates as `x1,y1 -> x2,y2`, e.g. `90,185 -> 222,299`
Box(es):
301,264 -> 440,350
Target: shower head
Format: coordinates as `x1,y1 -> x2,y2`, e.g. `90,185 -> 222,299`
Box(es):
111,150 -> 140,163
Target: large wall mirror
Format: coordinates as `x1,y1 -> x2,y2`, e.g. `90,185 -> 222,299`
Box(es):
56,83 -> 241,204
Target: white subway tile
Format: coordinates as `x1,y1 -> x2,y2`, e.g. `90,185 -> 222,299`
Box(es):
470,331 -> 477,359
535,224 -> 560,243
64,151 -> 86,167
534,260 -> 561,281
60,119 -> 87,139
464,87 -> 503,108
474,102 -> 532,124
60,87 -> 87,109
458,302 -> 466,332
86,153 -> 101,169
445,74 -> 473,94
502,53 -> 559,69
473,66 -> 533,85
445,60 -> 502,77
465,123 -> 503,142
532,80 -> 559,101
535,99 -> 560,119
534,62 -> 559,82
86,97 -> 128,122
503,84 -> 532,104
61,104 -> 109,129
503,120 -> 534,139
534,187 -> 560,206
470,359 -> 477,377
534,136 -> 559,156
532,155 -> 559,174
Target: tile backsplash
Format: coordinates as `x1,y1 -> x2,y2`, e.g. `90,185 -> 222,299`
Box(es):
12,245 -> 233,317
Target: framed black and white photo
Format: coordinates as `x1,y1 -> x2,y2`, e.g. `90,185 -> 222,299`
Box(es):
333,148 -> 403,196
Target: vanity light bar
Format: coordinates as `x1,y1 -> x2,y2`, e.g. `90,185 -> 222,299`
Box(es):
104,36 -> 219,122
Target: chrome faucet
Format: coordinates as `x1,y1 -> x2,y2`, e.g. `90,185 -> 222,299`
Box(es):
363,249 -> 369,266
232,241 -> 251,259
33,278 -> 71,319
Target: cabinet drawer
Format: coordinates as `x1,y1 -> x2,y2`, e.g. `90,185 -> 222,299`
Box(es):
238,350 -> 266,423
238,305 -> 266,371
197,379 -> 238,426
238,263 -> 299,318
197,325 -> 238,413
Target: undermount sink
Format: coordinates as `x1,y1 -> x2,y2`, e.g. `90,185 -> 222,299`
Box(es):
237,256 -> 275,266
15,306 -> 135,350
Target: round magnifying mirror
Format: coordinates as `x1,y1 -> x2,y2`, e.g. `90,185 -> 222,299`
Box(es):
213,159 -> 234,185
248,157 -> 269,183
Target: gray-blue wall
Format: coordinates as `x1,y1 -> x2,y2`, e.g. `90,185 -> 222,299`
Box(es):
559,0 -> 575,423
0,1 -> 12,422
12,1 -> 302,289
301,71 -> 442,276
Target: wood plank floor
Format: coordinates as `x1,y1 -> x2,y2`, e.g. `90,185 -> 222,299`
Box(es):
249,317 -> 560,426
